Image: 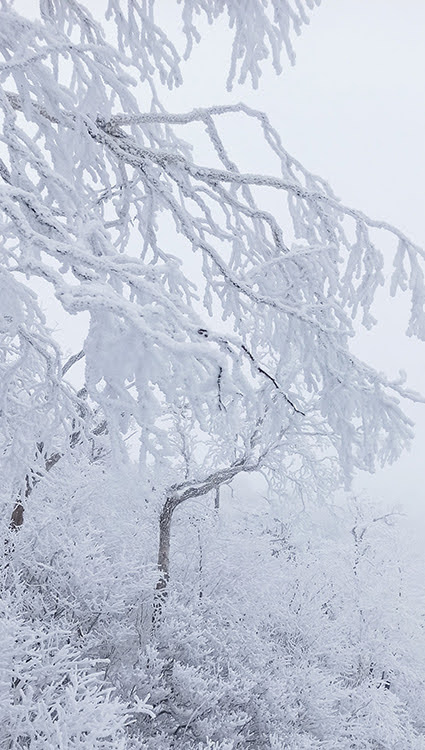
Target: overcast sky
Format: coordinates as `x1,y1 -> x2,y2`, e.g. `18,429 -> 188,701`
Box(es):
281,1 -> 425,534
11,0 -> 425,536
157,0 -> 425,535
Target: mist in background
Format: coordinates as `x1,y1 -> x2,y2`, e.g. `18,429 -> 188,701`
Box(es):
157,0 -> 425,540
13,0 -> 425,538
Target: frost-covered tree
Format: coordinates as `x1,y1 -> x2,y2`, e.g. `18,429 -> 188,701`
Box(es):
1,12 -> 425,749
1,0 -> 425,599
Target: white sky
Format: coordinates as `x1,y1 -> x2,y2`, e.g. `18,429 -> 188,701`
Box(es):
10,1 -> 425,537
282,1 -> 425,535
157,1 -> 425,535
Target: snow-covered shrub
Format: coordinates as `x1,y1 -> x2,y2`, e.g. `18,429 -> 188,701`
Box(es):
1,457 -> 156,749
2,450 -> 424,748
132,498 -> 425,748
0,585 -> 133,750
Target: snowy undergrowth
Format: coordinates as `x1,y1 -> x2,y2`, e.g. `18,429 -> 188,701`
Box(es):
2,459 -> 424,749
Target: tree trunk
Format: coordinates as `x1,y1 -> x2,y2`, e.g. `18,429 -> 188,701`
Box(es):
10,474 -> 34,531
152,497 -> 176,625
151,455 -> 259,626
9,453 -> 62,532
10,497 -> 25,531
